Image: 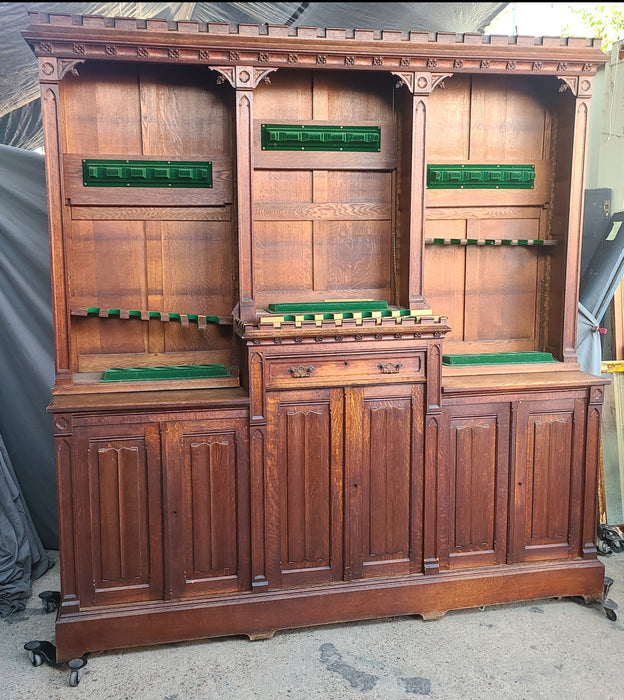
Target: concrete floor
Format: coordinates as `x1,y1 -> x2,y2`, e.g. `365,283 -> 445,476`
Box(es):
2,551 -> 624,700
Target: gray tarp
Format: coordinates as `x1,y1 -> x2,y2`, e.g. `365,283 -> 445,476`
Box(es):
0,144 -> 56,550
0,432 -> 51,617
0,144 -> 54,613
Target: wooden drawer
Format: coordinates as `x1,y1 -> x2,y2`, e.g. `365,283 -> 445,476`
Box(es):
265,351 -> 425,388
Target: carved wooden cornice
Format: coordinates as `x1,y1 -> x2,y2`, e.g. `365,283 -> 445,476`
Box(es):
23,11 -> 608,82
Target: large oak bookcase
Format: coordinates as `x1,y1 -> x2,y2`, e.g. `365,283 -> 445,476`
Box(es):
24,12 -> 609,661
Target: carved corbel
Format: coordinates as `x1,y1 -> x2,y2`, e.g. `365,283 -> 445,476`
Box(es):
392,71 -> 453,95
39,57 -> 85,82
212,65 -> 278,89
59,58 -> 85,80
557,74 -> 593,98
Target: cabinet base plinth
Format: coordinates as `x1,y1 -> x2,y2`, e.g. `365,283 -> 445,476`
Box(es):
54,559 -> 605,662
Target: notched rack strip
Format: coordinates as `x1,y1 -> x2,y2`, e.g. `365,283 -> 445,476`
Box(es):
71,307 -> 232,328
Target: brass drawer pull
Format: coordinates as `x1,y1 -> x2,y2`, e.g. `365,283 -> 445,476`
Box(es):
378,362 -> 402,374
289,365 -> 315,378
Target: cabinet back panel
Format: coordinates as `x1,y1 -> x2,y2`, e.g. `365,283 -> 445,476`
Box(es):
427,74 -> 471,161
468,75 -> 550,161
61,63 -> 230,158
68,219 -> 148,309
313,220 -> 392,293
61,63 -> 142,154
139,65 -> 232,157
424,220 -> 467,341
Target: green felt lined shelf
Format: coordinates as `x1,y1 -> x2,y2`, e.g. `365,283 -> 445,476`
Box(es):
442,352 -> 556,366
266,301 -> 389,314
100,364 -> 230,382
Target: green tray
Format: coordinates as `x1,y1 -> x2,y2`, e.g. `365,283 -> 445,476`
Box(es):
100,364 -> 230,382
442,352 -> 556,366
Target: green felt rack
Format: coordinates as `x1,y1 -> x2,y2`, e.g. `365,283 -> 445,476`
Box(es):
442,352 -> 556,366
266,301 -> 389,313
425,238 -> 557,247
259,302 -> 444,328
71,307 -> 230,328
100,364 -> 230,382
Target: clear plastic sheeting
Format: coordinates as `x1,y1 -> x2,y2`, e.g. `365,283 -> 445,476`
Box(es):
0,2 -> 508,150
0,145 -> 56,549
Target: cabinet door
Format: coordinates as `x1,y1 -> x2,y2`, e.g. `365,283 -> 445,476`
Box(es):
265,389 -> 344,587
162,418 -> 250,598
444,402 -> 510,569
348,384 -> 424,580
510,397 -> 585,562
73,423 -> 163,607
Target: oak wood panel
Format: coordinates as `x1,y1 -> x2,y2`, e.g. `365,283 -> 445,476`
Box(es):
445,403 -> 509,569
139,64 -> 231,157
464,235 -> 539,344
423,219 -> 466,341
253,69 -> 313,122
67,219 -> 148,310
160,220 -> 234,350
77,349 -> 232,373
358,386 -> 422,578
71,206 -> 232,221
60,62 -> 142,155
267,389 -> 344,587
253,220 -> 314,301
511,397 -> 585,562
174,419 -> 250,597
74,423 -> 163,607
313,219 -> 392,294
426,74 -> 471,161
253,170 -> 312,204
469,75 -> 550,162
254,202 -> 392,221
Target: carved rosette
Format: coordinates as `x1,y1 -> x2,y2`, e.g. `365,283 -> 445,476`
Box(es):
212,65 -> 278,89
38,57 -> 58,81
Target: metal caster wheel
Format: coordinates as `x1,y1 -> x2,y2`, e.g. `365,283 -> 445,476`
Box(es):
68,658 -> 87,687
69,669 -> 80,687
606,607 -> 617,622
39,591 -> 61,614
28,651 -> 43,667
24,641 -> 88,687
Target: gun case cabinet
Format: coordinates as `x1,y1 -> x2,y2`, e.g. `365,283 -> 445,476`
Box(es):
23,12 -> 610,664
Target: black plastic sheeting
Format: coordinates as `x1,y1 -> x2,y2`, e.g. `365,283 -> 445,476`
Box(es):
0,2 -> 508,149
